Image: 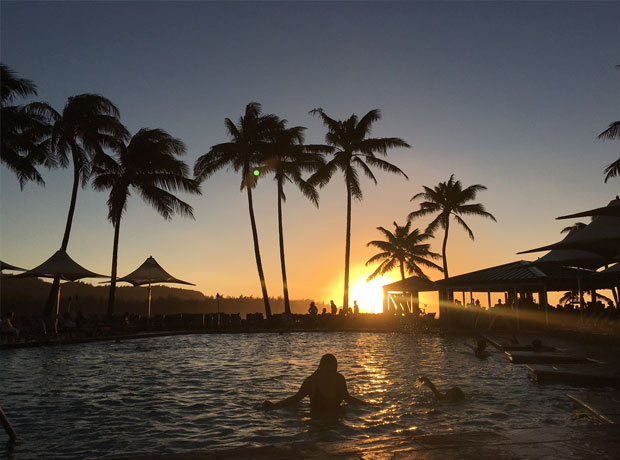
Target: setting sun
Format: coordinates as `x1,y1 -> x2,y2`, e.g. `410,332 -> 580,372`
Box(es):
350,277 -> 388,314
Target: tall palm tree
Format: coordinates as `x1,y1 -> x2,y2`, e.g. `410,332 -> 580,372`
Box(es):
1,64 -> 56,188
409,174 -> 496,279
43,94 -> 129,314
310,108 -> 410,311
194,102 -> 279,318
93,128 -> 201,317
260,122 -> 326,315
365,219 -> 442,281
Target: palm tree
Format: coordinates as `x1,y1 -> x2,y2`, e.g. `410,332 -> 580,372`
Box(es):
599,64 -> 619,182
43,94 -> 129,314
1,64 -> 56,188
93,128 -> 201,317
310,108 -> 410,311
365,219 -> 442,281
409,174 -> 496,279
194,102 -> 279,318
560,222 -> 587,235
599,121 -> 619,182
260,122 -> 326,315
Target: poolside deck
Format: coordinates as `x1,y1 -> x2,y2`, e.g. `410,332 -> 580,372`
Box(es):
102,425 -> 620,459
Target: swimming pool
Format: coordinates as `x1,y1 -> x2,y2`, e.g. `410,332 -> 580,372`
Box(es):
0,332 -> 593,459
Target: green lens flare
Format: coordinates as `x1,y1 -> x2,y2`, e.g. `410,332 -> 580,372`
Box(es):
253,170 -> 260,176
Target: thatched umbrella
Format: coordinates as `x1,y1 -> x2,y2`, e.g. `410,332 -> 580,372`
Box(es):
556,197 -> 620,219
14,250 -> 106,315
0,261 -> 25,272
114,256 -> 194,319
518,214 -> 620,261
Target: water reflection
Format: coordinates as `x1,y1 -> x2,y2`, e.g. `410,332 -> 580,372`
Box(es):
0,332 -> 593,460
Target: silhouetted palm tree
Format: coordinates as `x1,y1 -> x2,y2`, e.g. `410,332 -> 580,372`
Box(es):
194,102 -> 279,318
310,108 -> 410,310
43,94 -> 129,314
599,65 -> 619,182
1,64 -> 56,188
599,121 -> 619,182
560,222 -> 587,235
93,128 -> 201,317
409,175 -> 496,278
365,219 -> 442,281
261,122 -> 326,315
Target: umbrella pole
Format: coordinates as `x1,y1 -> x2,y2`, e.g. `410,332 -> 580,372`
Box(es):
148,281 -> 152,321
56,282 -> 62,317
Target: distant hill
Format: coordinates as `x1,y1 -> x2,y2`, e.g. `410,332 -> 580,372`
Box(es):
0,278 -> 326,317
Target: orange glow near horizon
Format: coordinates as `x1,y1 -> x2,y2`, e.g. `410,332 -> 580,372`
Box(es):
350,276 -> 387,313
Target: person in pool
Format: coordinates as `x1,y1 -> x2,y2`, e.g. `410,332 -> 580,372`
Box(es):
262,354 -> 367,412
465,338 -> 491,358
418,376 -> 465,401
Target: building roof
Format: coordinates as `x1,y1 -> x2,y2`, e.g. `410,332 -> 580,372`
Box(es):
383,260 -> 613,293
382,276 -> 437,293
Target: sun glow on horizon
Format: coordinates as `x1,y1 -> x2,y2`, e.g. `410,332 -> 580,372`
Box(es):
350,276 -> 390,314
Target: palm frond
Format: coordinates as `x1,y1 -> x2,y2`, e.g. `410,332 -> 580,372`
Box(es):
604,157 -> 620,182
598,121 -> 620,140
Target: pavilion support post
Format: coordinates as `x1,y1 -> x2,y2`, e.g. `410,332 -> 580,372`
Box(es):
462,291 -> 465,306
543,285 -> 549,327
470,289 -> 473,305
577,271 -> 583,322
412,291 -> 419,315
487,290 -> 491,310
383,289 -> 388,313
513,286 -> 520,331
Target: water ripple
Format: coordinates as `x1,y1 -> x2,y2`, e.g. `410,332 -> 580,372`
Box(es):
0,332 -> 592,459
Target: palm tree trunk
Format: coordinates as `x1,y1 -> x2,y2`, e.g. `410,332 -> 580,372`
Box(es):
107,215 -> 121,317
400,261 -> 405,280
247,186 -> 271,318
343,180 -> 352,312
43,151 -> 81,315
277,181 -> 291,315
441,216 -> 450,279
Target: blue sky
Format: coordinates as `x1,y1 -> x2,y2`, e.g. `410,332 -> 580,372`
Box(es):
1,1 -> 618,312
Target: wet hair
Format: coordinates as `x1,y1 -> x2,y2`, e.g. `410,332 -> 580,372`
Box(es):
319,353 -> 338,372
446,387 -> 465,401
476,339 -> 487,350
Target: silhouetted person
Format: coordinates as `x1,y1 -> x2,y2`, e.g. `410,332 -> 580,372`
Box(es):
418,376 -> 464,401
466,338 -> 491,358
330,300 -> 337,315
527,339 -> 556,352
321,308 -> 327,315
308,302 -> 318,315
262,353 -> 367,412
353,301 -> 359,315
1,311 -> 20,342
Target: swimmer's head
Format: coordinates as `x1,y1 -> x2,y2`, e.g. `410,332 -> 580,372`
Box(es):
477,339 -> 486,350
446,387 -> 465,401
319,353 -> 338,372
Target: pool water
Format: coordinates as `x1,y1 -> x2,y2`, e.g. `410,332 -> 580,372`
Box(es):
0,332 -> 592,459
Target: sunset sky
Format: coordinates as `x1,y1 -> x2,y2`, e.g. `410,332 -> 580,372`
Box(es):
1,2 -> 618,314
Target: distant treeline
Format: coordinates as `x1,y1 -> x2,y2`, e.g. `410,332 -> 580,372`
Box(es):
1,278 -> 327,317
